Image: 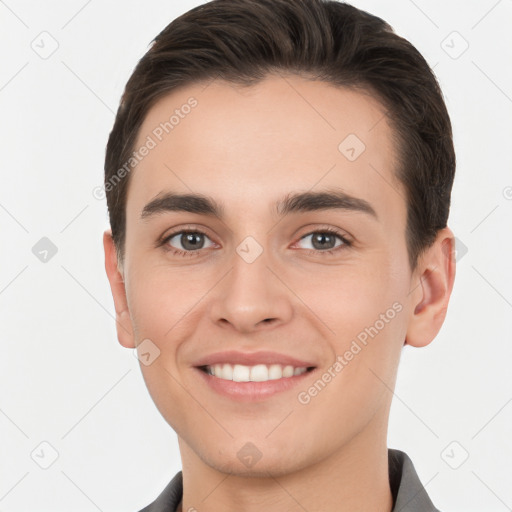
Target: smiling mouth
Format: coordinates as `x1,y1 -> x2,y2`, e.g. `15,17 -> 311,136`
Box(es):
198,363 -> 316,382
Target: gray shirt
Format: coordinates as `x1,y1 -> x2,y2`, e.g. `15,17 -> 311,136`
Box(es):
138,448 -> 441,511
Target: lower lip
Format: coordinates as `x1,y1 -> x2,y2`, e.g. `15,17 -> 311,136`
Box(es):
194,367 -> 316,402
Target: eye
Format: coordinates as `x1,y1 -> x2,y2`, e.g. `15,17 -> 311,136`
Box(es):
159,226 -> 352,258
162,229 -> 215,256
294,228 -> 351,255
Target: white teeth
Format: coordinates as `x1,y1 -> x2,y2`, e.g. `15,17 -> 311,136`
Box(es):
282,365 -> 294,378
221,363 -> 233,380
204,363 -> 309,382
233,364 -> 250,382
268,364 -> 283,380
249,364 -> 268,382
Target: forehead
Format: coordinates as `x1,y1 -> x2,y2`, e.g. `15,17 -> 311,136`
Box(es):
128,74 -> 404,224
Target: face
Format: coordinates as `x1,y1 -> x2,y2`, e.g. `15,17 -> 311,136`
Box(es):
105,74 -> 446,477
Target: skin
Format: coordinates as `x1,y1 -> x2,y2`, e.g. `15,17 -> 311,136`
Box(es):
104,74 -> 455,512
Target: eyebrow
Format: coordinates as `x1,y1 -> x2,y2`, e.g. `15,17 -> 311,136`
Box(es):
140,189 -> 378,221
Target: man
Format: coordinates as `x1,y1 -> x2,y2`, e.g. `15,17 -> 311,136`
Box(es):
103,0 -> 456,510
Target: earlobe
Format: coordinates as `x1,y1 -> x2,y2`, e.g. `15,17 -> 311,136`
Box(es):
405,227 -> 456,348
103,229 -> 136,349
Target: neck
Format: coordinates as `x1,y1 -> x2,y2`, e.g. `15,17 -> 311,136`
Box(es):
177,418 -> 393,512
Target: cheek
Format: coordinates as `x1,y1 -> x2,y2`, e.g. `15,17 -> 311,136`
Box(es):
290,255 -> 406,338
291,256 -> 407,394
125,259 -> 207,341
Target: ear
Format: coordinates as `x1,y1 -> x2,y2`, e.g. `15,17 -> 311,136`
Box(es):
405,227 -> 456,347
103,229 -> 135,349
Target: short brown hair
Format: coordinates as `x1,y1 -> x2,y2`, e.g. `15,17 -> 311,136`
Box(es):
104,0 -> 456,270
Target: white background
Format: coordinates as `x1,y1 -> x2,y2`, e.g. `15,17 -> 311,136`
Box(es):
1,0 -> 511,510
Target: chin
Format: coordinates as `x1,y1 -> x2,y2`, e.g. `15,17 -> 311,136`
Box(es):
196,442 -> 312,479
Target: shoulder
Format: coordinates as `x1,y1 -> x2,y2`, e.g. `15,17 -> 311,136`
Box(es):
136,471 -> 183,512
389,448 -> 442,512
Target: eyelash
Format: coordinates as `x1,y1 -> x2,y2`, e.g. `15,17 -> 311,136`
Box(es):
159,226 -> 352,258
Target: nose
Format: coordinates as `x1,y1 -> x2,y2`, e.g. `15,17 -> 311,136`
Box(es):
208,244 -> 293,334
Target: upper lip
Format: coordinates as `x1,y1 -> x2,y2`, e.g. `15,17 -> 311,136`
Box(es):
193,350 -> 317,368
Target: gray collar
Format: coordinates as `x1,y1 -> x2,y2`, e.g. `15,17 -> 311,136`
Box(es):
388,449 -> 441,511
